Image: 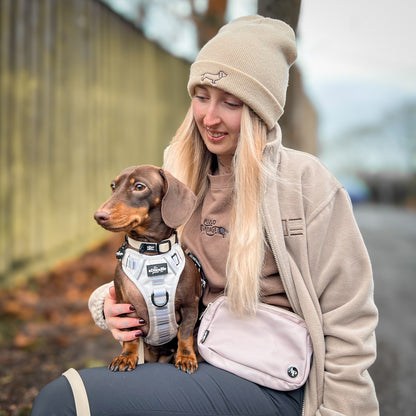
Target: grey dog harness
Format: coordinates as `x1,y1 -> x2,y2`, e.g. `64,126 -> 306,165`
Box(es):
118,234 -> 184,346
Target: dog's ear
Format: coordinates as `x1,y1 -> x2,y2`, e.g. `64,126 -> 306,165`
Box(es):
159,169 -> 196,229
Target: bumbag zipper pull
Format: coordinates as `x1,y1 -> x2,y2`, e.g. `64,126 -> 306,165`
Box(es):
200,329 -> 210,344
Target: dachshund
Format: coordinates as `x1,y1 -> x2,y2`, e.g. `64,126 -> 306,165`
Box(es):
94,165 -> 201,373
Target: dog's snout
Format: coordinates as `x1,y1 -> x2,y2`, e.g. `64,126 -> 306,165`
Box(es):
94,210 -> 110,224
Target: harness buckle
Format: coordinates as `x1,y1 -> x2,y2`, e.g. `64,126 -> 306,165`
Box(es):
157,239 -> 171,254
151,291 -> 169,308
116,240 -> 128,261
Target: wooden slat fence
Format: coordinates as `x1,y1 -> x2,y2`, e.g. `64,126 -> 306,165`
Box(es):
0,0 -> 191,286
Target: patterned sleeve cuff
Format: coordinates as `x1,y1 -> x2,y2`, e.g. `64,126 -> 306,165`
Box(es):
88,282 -> 114,330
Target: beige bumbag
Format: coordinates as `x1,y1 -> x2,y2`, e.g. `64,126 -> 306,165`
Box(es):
198,296 -> 313,391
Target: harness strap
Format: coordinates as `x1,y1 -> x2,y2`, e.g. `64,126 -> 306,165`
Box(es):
62,368 -> 91,416
186,250 -> 207,294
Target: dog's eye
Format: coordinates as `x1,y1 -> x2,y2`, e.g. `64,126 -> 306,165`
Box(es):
110,182 -> 116,191
134,182 -> 146,191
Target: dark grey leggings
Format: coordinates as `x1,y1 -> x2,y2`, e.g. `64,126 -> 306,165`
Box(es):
31,363 -> 304,416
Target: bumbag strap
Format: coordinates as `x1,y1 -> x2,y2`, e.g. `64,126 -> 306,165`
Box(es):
138,336 -> 145,365
62,368 -> 91,416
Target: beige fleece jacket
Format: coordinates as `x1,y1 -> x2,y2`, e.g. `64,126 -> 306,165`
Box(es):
260,127 -> 379,415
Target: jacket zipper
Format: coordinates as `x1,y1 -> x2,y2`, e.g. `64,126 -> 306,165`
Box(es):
264,206 -> 307,416
264,219 -> 300,316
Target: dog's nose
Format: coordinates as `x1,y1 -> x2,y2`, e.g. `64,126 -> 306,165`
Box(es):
94,211 -> 110,224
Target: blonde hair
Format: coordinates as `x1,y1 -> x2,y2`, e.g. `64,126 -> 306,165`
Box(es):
164,105 -> 268,315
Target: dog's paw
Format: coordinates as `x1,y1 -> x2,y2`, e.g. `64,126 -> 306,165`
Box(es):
175,354 -> 198,374
109,354 -> 138,372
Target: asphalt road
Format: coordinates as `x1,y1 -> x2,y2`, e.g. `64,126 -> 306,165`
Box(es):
354,204 -> 416,416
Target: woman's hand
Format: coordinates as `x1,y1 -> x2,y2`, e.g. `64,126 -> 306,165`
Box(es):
104,286 -> 145,343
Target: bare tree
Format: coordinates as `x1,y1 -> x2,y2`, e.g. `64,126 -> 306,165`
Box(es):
258,0 -> 302,31
258,0 -> 317,154
192,0 -> 227,48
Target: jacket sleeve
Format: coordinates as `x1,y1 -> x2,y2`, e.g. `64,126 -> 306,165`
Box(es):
88,282 -> 114,330
307,188 -> 379,415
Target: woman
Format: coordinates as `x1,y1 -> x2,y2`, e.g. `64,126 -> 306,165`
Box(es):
32,15 -> 379,415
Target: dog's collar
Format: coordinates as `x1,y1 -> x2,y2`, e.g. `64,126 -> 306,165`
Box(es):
116,232 -> 178,260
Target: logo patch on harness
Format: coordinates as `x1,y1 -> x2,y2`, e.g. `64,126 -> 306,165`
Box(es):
147,263 -> 168,277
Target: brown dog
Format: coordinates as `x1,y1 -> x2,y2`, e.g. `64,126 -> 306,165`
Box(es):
94,165 -> 201,373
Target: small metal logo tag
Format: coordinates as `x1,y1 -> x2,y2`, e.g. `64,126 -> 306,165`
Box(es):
287,366 -> 299,378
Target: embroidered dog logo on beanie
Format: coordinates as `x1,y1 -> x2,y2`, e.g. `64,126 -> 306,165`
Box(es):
200,71 -> 227,85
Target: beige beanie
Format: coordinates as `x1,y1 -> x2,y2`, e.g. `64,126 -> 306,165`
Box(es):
188,15 -> 297,130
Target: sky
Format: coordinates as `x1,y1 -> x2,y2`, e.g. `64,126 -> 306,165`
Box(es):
294,0 -> 416,176
297,0 -> 416,93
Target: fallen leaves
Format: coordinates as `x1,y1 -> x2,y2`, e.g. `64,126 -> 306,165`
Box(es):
0,233 -> 123,416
